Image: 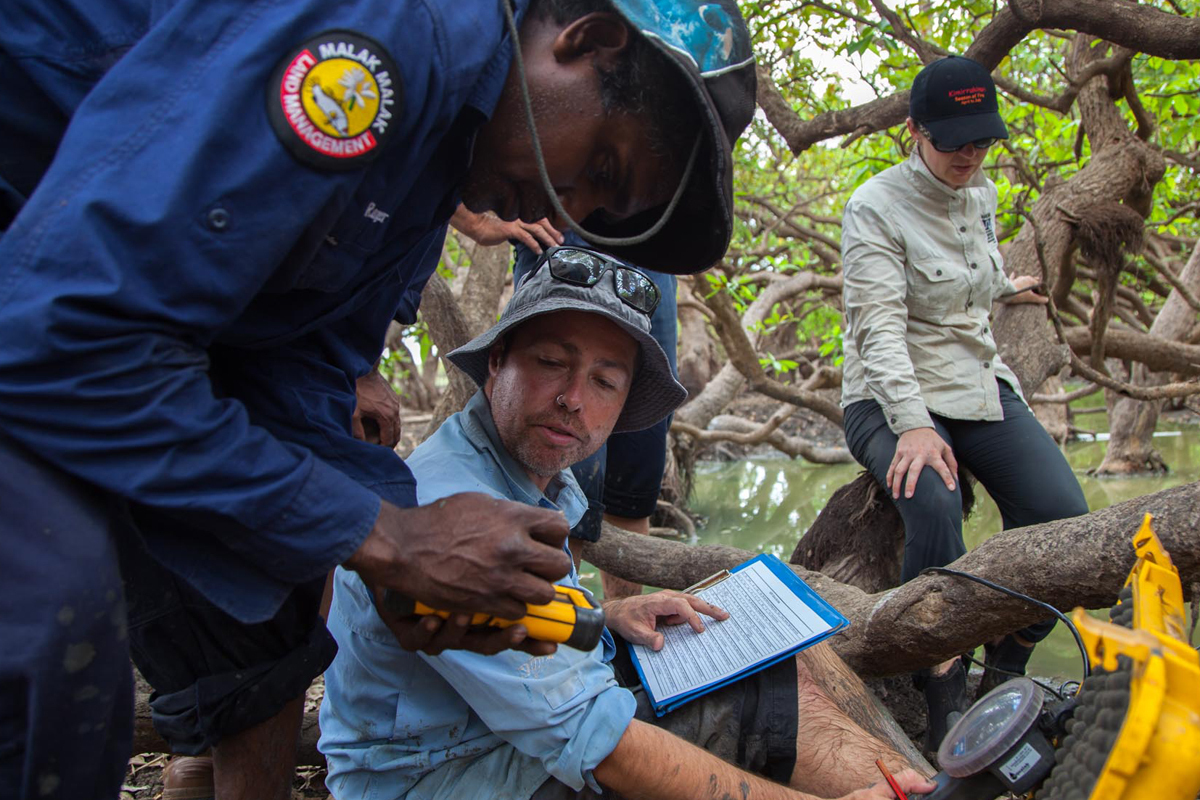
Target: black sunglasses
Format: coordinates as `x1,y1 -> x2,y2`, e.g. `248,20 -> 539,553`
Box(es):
917,123 -> 998,153
529,246 -> 660,315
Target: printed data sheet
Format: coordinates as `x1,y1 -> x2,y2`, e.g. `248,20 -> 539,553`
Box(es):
630,559 -> 836,704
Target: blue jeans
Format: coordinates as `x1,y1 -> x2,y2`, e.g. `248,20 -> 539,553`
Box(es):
0,435 -> 133,800
842,381 -> 1089,643
513,237 -> 678,539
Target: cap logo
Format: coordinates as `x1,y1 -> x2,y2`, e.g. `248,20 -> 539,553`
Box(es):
948,86 -> 988,107
268,31 -> 401,171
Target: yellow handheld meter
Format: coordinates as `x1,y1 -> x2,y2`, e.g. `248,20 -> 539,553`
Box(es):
383,585 -> 606,651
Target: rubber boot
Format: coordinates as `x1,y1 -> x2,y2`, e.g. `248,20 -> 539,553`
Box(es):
919,659 -> 969,761
975,634 -> 1035,701
161,755 -> 215,800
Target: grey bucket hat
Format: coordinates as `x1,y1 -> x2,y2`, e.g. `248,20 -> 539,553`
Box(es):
447,253 -> 687,433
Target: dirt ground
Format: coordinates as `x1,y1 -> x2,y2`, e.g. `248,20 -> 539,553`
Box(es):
121,754 -> 328,800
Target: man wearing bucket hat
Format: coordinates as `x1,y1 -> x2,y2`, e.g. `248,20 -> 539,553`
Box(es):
319,247 -> 934,800
0,0 -> 756,797
839,55 -> 1088,757
452,202 -> 680,600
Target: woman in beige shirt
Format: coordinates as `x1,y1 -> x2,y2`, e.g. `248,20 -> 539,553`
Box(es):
838,55 -> 1088,757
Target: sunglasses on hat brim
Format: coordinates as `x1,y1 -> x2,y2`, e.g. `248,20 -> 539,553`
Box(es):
527,246 -> 661,315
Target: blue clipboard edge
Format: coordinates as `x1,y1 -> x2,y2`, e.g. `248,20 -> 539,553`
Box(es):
627,553 -> 851,716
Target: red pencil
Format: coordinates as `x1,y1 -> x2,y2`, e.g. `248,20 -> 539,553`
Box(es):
875,758 -> 908,800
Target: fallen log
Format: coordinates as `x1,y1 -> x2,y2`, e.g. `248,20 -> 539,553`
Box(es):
580,481 -> 1200,676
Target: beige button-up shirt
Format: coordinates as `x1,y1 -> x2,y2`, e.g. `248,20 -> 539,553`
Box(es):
840,148 -> 1023,434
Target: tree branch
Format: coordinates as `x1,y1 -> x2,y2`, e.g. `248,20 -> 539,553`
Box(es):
704,414 -> 854,464
673,405 -> 795,446
703,288 -> 845,424
1061,326 -> 1200,378
741,196 -> 843,254
758,0 -> 1200,153
1143,250 -> 1200,314
1164,149 -> 1200,171
868,0 -> 939,63
581,483 -> 1200,676
1029,382 -> 1100,403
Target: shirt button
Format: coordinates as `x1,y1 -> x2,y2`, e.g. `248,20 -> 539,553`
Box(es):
983,361 -> 991,368
207,207 -> 230,231
890,416 -> 897,424
983,326 -> 989,333
970,262 -> 978,269
959,226 -> 967,233
936,269 -> 943,276
967,301 -> 974,307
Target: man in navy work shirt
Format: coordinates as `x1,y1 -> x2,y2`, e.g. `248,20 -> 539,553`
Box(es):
0,0 -> 757,797
320,250 -> 936,800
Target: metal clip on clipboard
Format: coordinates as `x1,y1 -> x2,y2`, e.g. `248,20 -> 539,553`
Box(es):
683,569 -> 732,595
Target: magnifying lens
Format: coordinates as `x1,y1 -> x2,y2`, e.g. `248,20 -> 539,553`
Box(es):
915,678 -> 1058,799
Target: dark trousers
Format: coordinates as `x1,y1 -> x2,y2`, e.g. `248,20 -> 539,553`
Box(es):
0,430 -> 339,800
0,435 -> 133,800
843,382 -> 1088,643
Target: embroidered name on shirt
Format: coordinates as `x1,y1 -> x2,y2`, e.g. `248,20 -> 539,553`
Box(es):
268,30 -> 403,171
363,202 -> 389,223
518,654 -> 557,680
981,212 -> 997,244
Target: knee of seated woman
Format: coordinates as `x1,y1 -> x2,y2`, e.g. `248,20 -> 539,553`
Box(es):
897,473 -> 964,518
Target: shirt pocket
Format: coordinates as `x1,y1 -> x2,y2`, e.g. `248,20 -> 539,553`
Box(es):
906,257 -> 962,319
391,672 -> 473,749
544,672 -> 587,710
290,176 -> 399,293
988,249 -> 1009,297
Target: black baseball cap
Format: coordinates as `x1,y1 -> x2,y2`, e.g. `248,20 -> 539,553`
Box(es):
909,56 -> 1008,148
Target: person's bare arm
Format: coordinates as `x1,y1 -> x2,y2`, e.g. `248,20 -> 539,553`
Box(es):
593,719 -> 933,800
450,204 -> 563,253
998,274 -> 1049,305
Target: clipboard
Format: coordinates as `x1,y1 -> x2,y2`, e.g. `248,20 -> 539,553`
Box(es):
626,553 -> 850,715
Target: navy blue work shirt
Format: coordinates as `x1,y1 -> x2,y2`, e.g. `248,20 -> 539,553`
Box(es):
0,0 -> 527,622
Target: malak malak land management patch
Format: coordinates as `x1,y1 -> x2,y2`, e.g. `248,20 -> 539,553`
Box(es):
268,30 -> 401,171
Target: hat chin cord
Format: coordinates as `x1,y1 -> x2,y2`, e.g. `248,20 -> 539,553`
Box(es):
500,0 -> 699,248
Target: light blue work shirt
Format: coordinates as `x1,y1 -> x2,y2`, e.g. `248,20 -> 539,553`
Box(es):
319,390 -> 637,799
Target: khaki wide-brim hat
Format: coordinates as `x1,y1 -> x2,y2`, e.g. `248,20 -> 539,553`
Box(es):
447,261 -> 686,433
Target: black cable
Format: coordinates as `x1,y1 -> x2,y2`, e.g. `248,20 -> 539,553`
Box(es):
959,651 -> 1067,701
921,566 -> 1091,678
